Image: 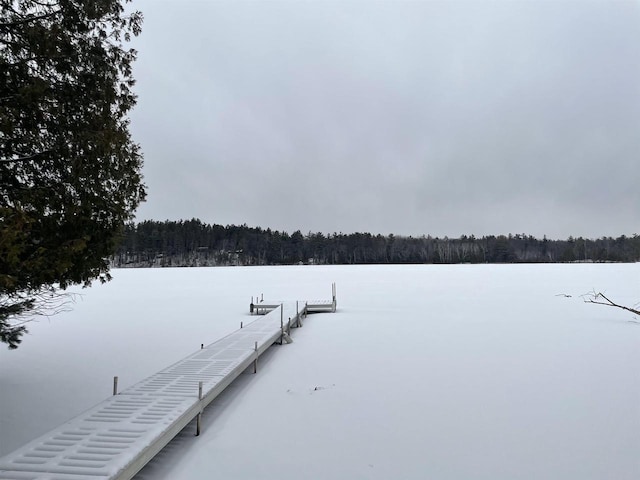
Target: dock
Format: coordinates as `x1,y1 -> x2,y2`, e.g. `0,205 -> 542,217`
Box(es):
0,285 -> 336,480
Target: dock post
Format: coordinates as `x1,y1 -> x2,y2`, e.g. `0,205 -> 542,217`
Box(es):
113,376 -> 118,396
332,282 -> 337,312
196,381 -> 203,436
253,341 -> 258,373
280,304 -> 284,344
240,321 -> 243,329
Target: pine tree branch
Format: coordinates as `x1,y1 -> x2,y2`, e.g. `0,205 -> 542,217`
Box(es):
0,9 -> 61,29
0,151 -> 52,163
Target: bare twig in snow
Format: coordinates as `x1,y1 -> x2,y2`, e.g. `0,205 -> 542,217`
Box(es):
582,291 -> 640,316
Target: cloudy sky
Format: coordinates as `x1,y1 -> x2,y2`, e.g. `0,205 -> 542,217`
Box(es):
128,0 -> 639,239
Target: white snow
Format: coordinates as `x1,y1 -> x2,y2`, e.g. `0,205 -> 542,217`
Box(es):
1,264 -> 638,479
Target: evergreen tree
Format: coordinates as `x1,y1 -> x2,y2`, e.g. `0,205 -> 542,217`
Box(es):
1,0 -> 145,348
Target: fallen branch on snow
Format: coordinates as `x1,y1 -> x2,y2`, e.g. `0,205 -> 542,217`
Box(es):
582,291 -> 640,316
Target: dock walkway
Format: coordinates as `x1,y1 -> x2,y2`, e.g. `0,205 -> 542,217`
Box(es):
0,287 -> 336,480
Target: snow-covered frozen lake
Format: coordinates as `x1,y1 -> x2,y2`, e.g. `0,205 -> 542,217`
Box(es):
1,264 -> 638,479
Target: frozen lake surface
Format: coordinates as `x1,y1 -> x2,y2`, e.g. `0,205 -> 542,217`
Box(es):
1,264 -> 638,479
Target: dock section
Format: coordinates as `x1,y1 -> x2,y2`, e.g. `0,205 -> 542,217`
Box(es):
0,288 -> 336,480
251,283 -> 337,315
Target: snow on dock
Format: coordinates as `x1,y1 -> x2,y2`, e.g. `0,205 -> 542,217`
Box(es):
251,283 -> 337,315
0,287 -> 336,480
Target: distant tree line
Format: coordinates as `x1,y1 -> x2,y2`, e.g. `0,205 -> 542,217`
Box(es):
110,219 -> 640,267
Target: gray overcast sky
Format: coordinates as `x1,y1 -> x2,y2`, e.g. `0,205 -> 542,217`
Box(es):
128,0 -> 639,239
